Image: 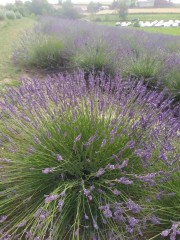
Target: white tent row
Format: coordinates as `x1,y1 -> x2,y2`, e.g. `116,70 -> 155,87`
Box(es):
116,20 -> 180,28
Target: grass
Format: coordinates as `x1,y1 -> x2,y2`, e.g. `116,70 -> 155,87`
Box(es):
0,18 -> 35,89
140,27 -> 180,36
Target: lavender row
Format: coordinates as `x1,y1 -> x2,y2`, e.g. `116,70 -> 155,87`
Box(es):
13,17 -> 180,101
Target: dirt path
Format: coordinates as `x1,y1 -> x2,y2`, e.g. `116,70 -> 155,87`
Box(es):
0,18 -> 35,89
85,8 -> 180,15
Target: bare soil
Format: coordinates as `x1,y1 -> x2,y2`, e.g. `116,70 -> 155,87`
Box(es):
85,8 -> 180,15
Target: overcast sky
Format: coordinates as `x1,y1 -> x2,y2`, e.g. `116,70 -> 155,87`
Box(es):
0,0 -> 180,5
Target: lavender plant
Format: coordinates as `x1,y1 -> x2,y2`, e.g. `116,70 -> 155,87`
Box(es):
13,33 -> 71,71
0,71 -> 179,240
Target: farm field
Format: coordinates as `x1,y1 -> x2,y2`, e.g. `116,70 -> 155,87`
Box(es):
0,18 -> 34,89
0,16 -> 180,240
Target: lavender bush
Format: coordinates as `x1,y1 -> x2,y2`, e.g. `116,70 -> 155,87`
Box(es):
13,33 -> 72,71
13,18 -> 180,100
0,71 -> 179,239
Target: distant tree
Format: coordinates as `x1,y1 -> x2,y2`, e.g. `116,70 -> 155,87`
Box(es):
96,2 -> 103,10
87,1 -> 98,13
6,4 -> 15,11
110,0 -> 119,9
61,0 -> 80,19
119,0 -> 128,20
130,0 -> 137,7
30,0 -> 52,15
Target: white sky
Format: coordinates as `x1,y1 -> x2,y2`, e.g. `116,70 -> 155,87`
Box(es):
0,0 -> 180,5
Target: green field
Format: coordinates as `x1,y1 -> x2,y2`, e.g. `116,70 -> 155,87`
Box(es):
140,27 -> 180,35
0,18 -> 35,89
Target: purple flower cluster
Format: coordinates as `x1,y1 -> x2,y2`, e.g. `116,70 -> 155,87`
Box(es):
161,222 -> 180,240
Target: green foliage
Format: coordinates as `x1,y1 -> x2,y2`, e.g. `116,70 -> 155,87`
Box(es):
133,21 -> 140,27
6,2 -> 29,17
30,0 -> 52,15
0,9 -> 6,21
6,11 -> 16,20
95,17 -> 101,22
15,11 -> 22,19
122,54 -> 163,84
163,67 -> 180,102
74,43 -> 117,76
153,171 -> 180,232
18,35 -> 70,70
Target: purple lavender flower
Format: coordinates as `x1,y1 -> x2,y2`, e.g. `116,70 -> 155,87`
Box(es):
99,205 -> 112,219
42,168 -> 54,174
57,199 -> 64,212
112,189 -> 121,195
116,177 -> 133,185
25,231 -> 33,239
126,225 -> 133,234
44,194 -> 59,204
95,168 -> 105,177
101,139 -> 106,147
134,149 -> 152,162
60,190 -> 66,197
128,217 -> 139,227
161,229 -> 170,237
126,199 -> 141,213
74,133 -> 82,142
33,135 -> 41,145
135,173 -> 157,186
0,215 -> 7,223
83,189 -> 91,197
125,140 -> 135,149
74,228 -> 79,237
93,219 -> 98,230
148,215 -> 160,225
84,213 -> 89,220
17,220 -> 26,228
46,131 -> 51,139
0,158 -> 11,163
28,146 -> 35,153
57,154 -> 63,161
106,164 -> 115,170
115,159 -> 129,170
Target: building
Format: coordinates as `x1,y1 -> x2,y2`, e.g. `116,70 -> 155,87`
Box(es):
137,0 -> 155,7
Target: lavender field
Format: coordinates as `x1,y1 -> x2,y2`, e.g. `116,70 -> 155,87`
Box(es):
13,18 -> 180,101
0,17 -> 180,240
